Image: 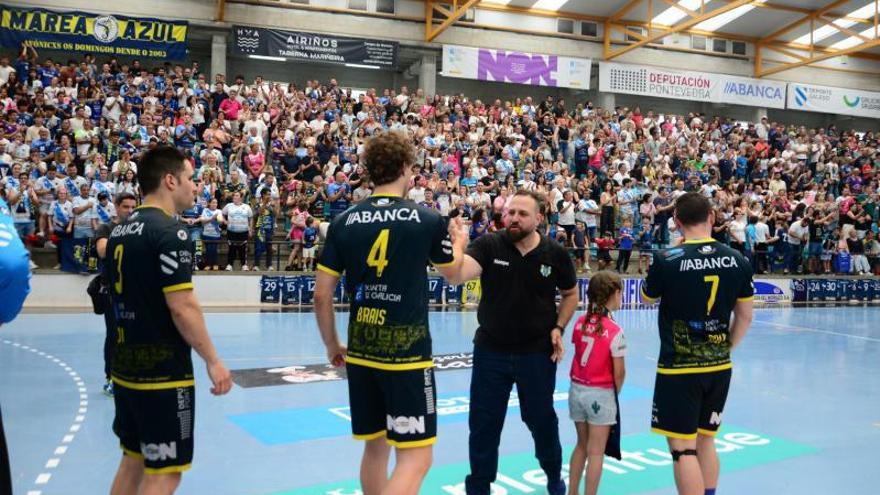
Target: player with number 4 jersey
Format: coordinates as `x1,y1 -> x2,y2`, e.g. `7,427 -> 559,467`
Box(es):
314,131 -> 467,495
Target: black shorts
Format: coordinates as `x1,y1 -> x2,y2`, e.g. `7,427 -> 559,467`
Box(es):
651,369 -> 731,440
0,405 -> 11,495
347,362 -> 437,448
113,383 -> 195,474
598,250 -> 612,262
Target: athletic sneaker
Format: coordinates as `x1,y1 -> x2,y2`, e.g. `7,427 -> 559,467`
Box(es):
29,260 -> 38,270
103,380 -> 114,397
267,266 -> 275,271
45,241 -> 57,249
226,265 -> 233,271
242,265 -> 250,271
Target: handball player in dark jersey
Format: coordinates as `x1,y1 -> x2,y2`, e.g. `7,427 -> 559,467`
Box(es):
314,131 -> 466,495
641,192 -> 754,495
105,146 -> 232,495
95,192 -> 138,397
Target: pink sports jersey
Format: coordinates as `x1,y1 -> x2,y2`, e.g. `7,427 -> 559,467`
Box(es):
570,313 -> 626,389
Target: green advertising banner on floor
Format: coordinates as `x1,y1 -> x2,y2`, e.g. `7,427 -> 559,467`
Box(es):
271,426 -> 818,494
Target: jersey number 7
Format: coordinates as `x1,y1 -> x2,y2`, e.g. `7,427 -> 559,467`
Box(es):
703,275 -> 719,315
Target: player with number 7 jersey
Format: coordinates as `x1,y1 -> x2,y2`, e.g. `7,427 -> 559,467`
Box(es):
639,193 -> 754,495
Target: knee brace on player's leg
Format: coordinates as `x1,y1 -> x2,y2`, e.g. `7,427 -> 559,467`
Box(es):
670,449 -> 698,462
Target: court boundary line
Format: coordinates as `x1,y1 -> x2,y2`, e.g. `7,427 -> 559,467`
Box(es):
1,340 -> 88,495
753,319 -> 880,343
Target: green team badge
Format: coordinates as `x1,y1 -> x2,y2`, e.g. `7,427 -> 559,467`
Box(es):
540,264 -> 552,277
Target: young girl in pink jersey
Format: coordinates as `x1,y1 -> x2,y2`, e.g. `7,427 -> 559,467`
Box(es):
568,271 -> 626,495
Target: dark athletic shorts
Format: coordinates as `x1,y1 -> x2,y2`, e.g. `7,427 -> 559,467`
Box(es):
651,369 -> 732,440
347,362 -> 437,448
113,383 -> 195,474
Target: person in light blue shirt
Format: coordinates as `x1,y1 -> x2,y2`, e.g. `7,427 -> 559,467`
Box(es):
0,193 -> 32,494
495,149 -> 515,183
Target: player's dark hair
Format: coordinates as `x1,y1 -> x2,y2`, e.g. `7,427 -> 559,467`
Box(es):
138,145 -> 187,196
585,270 -> 623,336
674,192 -> 712,226
115,192 -> 137,206
513,189 -> 547,216
362,131 -> 415,186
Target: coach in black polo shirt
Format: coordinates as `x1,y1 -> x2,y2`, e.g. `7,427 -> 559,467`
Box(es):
446,189 -> 579,495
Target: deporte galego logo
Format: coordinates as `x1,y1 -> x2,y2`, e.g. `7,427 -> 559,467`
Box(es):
843,95 -> 861,108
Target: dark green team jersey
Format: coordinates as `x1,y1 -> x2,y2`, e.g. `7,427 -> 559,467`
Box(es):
641,238 -> 754,374
317,194 -> 454,370
105,206 -> 195,389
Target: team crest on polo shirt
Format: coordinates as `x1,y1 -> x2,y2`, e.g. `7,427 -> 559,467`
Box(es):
540,264 -> 552,277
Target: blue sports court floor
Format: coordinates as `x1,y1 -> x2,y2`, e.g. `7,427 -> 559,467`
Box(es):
2,307 -> 879,494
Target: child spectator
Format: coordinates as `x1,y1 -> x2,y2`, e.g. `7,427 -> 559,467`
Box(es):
573,221 -> 590,273
568,270 -> 626,495
615,218 -> 633,274
285,201 -> 309,271
595,231 -> 615,271
302,216 -> 318,271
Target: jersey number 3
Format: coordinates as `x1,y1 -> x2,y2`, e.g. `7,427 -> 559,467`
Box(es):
367,229 -> 390,277
113,244 -> 124,294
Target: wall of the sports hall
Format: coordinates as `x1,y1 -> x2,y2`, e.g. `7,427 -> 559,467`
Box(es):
7,0 -> 880,130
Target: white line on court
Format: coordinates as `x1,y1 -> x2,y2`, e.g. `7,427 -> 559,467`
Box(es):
0,340 -> 88,494
754,319 -> 880,343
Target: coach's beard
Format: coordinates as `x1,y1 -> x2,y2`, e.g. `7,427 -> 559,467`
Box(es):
504,224 -> 532,243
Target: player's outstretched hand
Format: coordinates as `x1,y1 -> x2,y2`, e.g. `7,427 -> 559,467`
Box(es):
550,328 -> 565,363
207,360 -> 233,396
448,216 -> 468,250
327,343 -> 348,368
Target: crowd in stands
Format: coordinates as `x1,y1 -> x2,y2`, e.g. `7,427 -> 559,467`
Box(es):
0,42 -> 878,276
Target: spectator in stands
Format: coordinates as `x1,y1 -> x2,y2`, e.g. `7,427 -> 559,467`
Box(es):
301,216 -> 318,271
0,43 -> 876,278
200,197 -> 223,271
222,190 -> 253,271
615,218 -> 634,274
848,229 -> 870,275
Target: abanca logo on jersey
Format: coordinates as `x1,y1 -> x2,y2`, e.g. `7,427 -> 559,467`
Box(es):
345,208 -> 422,225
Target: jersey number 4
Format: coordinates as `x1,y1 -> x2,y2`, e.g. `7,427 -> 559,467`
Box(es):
367,229 -> 390,277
